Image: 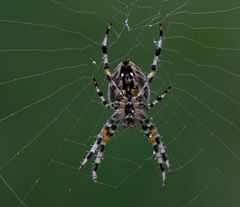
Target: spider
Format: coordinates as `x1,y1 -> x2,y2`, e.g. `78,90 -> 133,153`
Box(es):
79,23 -> 171,186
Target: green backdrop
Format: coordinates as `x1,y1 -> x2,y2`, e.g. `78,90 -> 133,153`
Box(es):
0,0 -> 240,206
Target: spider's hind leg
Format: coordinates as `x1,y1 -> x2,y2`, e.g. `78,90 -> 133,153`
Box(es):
79,112 -> 119,182
139,114 -> 170,186
92,114 -> 119,182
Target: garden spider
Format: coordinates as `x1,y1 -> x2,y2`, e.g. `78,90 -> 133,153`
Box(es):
79,23 -> 171,186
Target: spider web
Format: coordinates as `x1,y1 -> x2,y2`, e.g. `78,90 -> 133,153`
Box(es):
0,0 -> 240,206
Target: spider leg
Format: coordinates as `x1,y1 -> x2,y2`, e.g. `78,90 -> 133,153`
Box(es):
92,119 -> 118,182
102,23 -> 112,80
147,86 -> 171,110
79,112 -> 120,182
92,78 -> 109,108
139,113 -> 170,186
92,78 -> 120,109
101,24 -> 123,97
147,23 -> 163,83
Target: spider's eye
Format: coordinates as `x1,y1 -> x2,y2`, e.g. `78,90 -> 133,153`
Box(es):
121,73 -> 124,77
130,72 -> 134,77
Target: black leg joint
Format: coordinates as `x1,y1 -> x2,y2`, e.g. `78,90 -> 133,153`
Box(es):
155,48 -> 161,56
104,63 -> 109,69
160,30 -> 163,37
86,151 -> 93,159
148,77 -> 153,83
154,145 -> 159,153
102,46 -> 107,54
156,96 -> 162,101
155,137 -> 161,144
97,137 -> 102,144
142,124 -> 148,131
149,125 -> 154,130
99,144 -> 105,152
151,65 -> 157,71
161,152 -> 168,161
111,125 -> 117,130
92,163 -> 99,171
145,118 -> 150,124
159,163 -> 166,172
109,131 -> 114,136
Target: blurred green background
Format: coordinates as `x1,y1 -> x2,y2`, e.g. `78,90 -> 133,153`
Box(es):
0,0 -> 240,206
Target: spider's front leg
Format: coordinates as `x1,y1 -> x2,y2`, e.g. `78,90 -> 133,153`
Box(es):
147,23 -> 163,83
102,23 -> 112,80
101,24 -> 123,97
139,113 -> 170,186
79,111 -> 120,182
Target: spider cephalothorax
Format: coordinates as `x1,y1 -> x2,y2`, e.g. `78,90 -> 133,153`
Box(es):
80,23 -> 171,186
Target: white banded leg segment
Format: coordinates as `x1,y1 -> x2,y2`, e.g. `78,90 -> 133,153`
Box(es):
92,142 -> 106,182
92,78 -> 108,107
103,54 -> 108,67
79,136 -> 102,169
147,23 -> 163,83
153,138 -> 170,186
152,55 -> 159,67
102,23 -> 112,70
156,136 -> 170,169
153,142 -> 166,184
147,86 -> 171,109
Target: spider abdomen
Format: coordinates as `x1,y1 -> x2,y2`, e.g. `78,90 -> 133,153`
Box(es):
108,60 -> 150,104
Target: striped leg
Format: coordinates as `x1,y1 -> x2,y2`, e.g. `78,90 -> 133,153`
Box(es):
101,24 -> 122,96
79,135 -> 101,169
79,112 -> 119,180
92,78 -> 108,108
139,114 -> 170,186
147,23 -> 163,83
92,120 -> 118,182
92,142 -> 106,182
102,23 -> 112,80
147,86 -> 171,109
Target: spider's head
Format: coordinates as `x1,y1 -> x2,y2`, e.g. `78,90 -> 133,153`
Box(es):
120,60 -> 134,94
123,101 -> 136,127
122,59 -> 130,66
